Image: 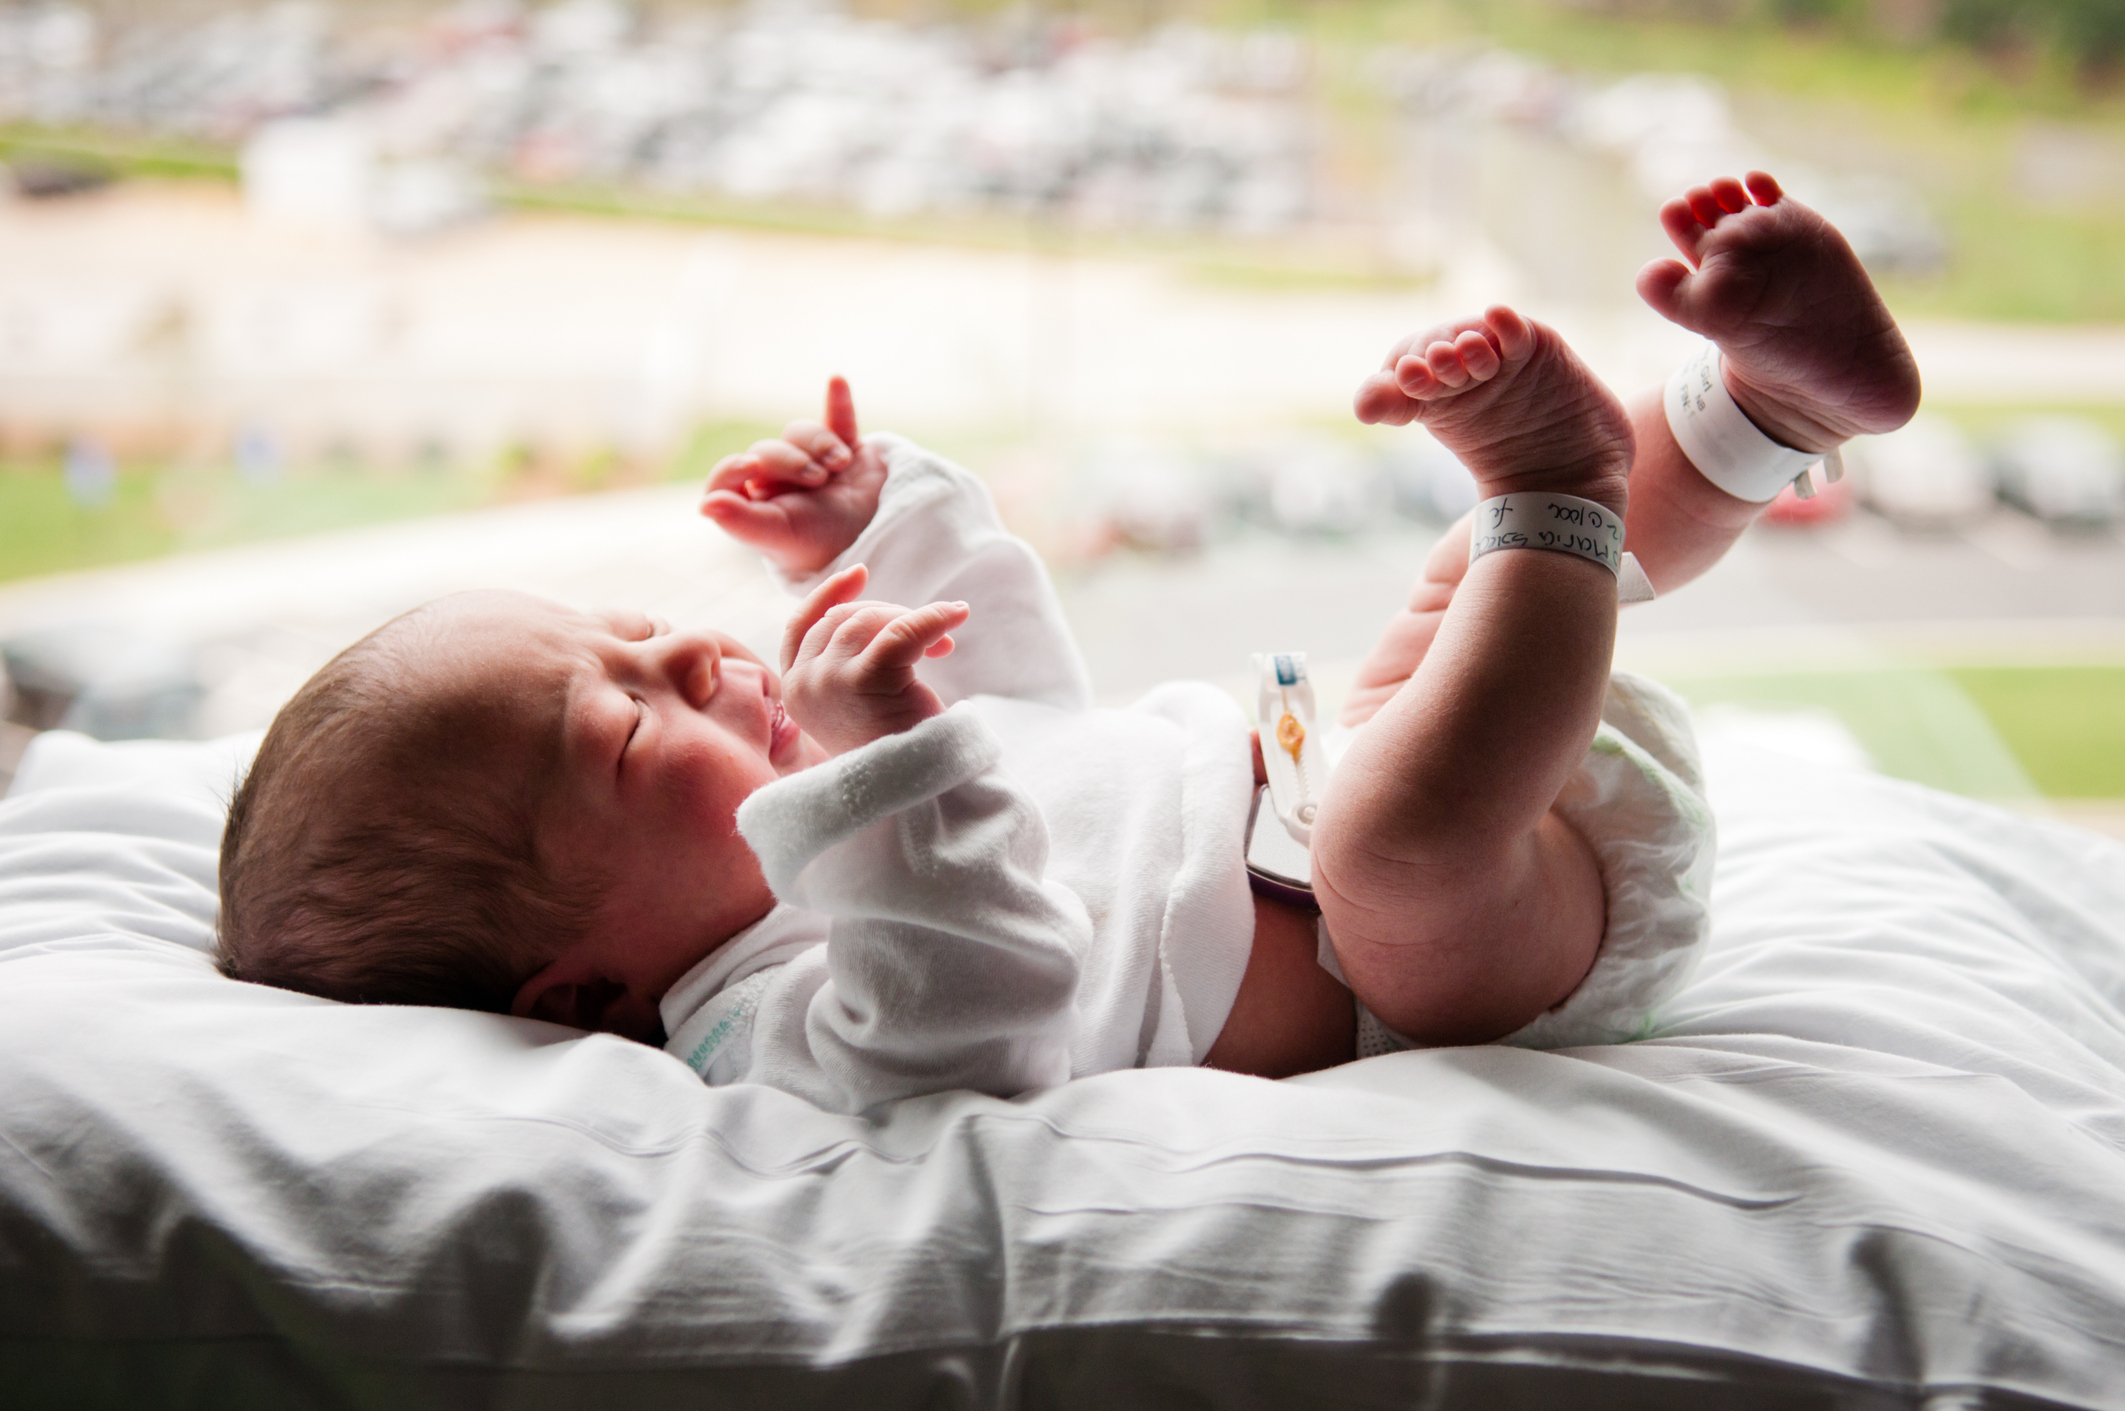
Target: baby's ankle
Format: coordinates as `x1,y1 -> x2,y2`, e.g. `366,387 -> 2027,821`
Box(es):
1722,367 -> 1840,456
1474,456 -> 1631,521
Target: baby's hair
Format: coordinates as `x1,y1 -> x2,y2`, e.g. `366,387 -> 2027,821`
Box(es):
217,603 -> 596,1013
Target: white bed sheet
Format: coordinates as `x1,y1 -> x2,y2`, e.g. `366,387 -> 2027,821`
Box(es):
3,724 -> 2124,1407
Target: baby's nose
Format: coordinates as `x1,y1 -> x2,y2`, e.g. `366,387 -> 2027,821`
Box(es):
710,638 -> 780,696
650,629 -> 722,706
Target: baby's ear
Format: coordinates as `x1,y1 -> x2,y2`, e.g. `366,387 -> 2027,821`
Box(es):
513,952 -> 667,1044
514,957 -> 624,1030
517,976 -> 621,1029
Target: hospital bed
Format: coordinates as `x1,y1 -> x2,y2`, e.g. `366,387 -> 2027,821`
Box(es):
3,721 -> 2124,1407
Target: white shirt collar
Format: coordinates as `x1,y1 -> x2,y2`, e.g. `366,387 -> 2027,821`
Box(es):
656,903 -> 827,1040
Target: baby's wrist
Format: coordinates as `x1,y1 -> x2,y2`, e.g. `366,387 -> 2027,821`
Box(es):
775,527 -> 866,580
795,695 -> 942,757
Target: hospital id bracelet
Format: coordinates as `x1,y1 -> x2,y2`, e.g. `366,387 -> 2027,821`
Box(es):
1468,491 -> 1657,603
1664,341 -> 1845,503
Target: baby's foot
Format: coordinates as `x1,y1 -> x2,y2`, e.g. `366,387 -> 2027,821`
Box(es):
1354,305 -> 1634,507
1637,171 -> 1921,455
1344,307 -> 1632,729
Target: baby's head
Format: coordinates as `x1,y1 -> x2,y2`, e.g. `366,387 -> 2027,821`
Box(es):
218,590 -> 822,1041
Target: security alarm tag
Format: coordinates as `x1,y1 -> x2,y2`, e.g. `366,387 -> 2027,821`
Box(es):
1246,785 -> 1314,901
1252,652 -> 1325,846
1790,446 -> 1846,501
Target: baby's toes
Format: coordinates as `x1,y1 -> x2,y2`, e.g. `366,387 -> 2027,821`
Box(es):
1707,175 -> 1751,214
1356,369 -> 1420,424
1453,329 -> 1501,382
1479,305 -> 1535,363
1660,196 -> 1711,260
1394,352 -> 1448,397
1685,184 -> 1738,228
1424,339 -> 1476,389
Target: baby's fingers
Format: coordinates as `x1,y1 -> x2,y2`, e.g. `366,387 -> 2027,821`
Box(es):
704,450 -> 765,497
824,375 -> 860,446
783,564 -> 869,670
780,418 -> 852,472
860,601 -> 970,674
707,440 -> 827,498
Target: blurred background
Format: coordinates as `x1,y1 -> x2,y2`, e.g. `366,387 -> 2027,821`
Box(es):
0,0 -> 2121,837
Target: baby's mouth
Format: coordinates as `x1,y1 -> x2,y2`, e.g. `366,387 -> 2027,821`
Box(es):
769,698 -> 797,757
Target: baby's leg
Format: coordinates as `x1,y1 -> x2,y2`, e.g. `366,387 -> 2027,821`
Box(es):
1316,307 -> 1629,1046
1339,519 -> 1464,728
1627,170 -> 1922,587
1344,171 -> 1922,726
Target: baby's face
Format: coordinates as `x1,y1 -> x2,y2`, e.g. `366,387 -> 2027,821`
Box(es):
416,592 -> 827,1036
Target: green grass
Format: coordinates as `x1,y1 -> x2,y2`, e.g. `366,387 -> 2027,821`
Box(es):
1926,400 -> 2125,441
0,126 -> 238,182
1662,665 -> 2043,798
0,458 -> 496,584
1946,665 -> 2125,796
1215,0 -> 2125,324
0,462 -> 186,582
1660,662 -> 2125,800
0,418 -> 786,587
1875,172 -> 2125,324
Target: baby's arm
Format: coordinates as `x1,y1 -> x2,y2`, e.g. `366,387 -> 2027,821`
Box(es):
701,376 -> 888,577
733,703 -> 1089,1111
803,437 -> 1092,711
693,571 -> 1087,1111
703,379 -> 1092,712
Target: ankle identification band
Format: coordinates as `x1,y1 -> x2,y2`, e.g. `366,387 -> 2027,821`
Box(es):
1469,491 -> 1657,603
1665,341 -> 1845,503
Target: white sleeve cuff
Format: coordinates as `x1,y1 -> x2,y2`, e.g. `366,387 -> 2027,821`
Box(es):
736,703 -> 1000,898
770,433 -> 976,596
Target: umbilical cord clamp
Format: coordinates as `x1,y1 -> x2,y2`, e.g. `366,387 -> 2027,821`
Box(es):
1252,652 -> 1324,846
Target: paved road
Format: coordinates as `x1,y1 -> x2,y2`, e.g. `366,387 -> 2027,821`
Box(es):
1057,509 -> 2125,701
4,476 -> 2113,734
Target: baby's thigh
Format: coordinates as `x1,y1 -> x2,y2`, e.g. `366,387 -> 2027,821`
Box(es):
1202,894 -> 1355,1078
1313,808 -> 1602,1047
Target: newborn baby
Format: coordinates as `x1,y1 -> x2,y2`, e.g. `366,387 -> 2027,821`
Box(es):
217,173 -> 1919,1108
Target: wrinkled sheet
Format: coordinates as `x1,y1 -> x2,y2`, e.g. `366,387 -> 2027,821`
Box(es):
3,726 -> 2123,1408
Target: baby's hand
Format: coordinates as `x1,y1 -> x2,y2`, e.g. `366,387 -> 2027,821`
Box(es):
780,564 -> 969,754
702,376 -> 889,577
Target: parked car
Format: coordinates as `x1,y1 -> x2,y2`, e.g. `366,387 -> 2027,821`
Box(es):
1377,428 -> 1478,525
1080,442 -> 1226,553
1759,468 -> 1855,527
1845,414 -> 1995,529
1990,415 -> 2125,529
1256,437 -> 1390,537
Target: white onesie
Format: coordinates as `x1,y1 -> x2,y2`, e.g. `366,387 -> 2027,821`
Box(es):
660,435 -> 1716,1114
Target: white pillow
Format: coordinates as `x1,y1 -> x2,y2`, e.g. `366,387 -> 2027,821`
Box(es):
6,726 -> 2125,1404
